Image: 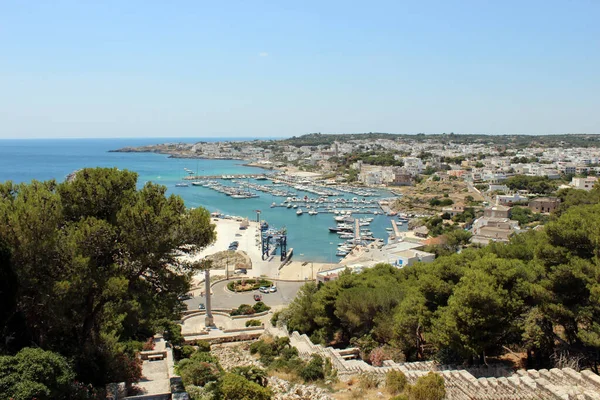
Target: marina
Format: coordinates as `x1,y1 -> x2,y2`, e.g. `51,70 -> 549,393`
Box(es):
172,169 -> 407,261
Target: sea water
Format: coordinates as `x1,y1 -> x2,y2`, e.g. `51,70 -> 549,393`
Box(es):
0,138 -> 406,261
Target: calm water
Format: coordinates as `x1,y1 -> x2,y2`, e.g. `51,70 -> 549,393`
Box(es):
0,138 -> 404,261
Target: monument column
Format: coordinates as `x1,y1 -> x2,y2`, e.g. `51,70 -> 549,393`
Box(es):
204,269 -> 214,327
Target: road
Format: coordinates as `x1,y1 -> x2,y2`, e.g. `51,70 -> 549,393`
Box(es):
184,279 -> 307,311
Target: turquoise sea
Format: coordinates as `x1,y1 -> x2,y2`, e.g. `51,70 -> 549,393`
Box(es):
0,138 -> 405,262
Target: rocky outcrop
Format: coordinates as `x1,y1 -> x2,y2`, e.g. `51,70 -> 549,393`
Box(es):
210,343 -> 261,370
267,376 -> 334,400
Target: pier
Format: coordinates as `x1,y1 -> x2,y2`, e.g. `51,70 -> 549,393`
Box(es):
184,174 -> 271,180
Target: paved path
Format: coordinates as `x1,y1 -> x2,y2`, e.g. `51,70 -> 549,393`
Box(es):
185,280 -> 306,311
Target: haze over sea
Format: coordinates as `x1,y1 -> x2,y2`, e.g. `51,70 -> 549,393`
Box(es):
0,138 -> 403,262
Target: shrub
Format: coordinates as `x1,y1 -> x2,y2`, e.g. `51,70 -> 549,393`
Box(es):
195,340 -> 212,352
386,370 -> 408,395
299,354 -> 325,382
271,311 -> 281,326
407,373 -> 445,400
227,279 -> 273,292
369,346 -> 406,366
220,373 -> 273,400
186,384 -> 218,400
173,345 -> 196,361
358,372 -> 380,390
390,395 -> 409,400
177,360 -> 220,387
253,301 -> 271,313
249,340 -> 276,365
245,319 -> 262,327
280,346 -> 298,361
230,304 -> 255,316
190,350 -> 221,367
231,366 -> 268,387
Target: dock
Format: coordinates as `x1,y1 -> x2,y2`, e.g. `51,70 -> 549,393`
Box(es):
391,220 -> 401,238
184,174 -> 271,180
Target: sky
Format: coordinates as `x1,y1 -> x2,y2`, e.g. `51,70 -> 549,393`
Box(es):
0,0 -> 599,139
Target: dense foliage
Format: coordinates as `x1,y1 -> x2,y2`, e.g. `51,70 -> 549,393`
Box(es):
281,201 -> 600,371
0,348 -> 86,400
177,345 -> 272,400
505,175 -> 557,194
249,337 -> 336,383
0,168 -> 216,391
230,302 -> 271,316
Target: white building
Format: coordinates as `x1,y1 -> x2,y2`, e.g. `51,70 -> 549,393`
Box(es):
571,176 -> 599,191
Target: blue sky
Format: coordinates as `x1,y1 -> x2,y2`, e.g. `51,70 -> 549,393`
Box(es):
0,0 -> 599,138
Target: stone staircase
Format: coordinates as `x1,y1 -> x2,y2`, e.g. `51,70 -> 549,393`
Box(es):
266,326 -> 600,399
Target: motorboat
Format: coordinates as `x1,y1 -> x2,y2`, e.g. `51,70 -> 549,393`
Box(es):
296,209 -> 303,216
308,210 -> 318,215
175,182 -> 189,187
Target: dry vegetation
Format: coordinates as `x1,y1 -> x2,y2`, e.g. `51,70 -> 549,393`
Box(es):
392,179 -> 483,212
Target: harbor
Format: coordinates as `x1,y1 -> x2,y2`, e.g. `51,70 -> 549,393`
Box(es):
172,168 -> 407,262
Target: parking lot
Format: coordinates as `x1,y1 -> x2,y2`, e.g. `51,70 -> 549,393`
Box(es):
184,279 -> 307,310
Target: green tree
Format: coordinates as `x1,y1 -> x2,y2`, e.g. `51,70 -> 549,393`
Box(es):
0,348 -> 75,400
0,168 -> 216,387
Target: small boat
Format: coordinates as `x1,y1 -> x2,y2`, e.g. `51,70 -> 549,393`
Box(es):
386,227 -> 393,231
296,209 -> 303,216
271,202 -> 277,208
293,204 -> 298,209
399,222 -> 403,226
308,210 -> 318,215
175,183 -> 189,187
336,250 -> 349,257
287,204 -> 292,209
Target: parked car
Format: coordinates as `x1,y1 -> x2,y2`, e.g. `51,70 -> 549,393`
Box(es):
198,303 -> 206,310
253,294 -> 262,301
259,286 -> 269,293
269,286 -> 277,293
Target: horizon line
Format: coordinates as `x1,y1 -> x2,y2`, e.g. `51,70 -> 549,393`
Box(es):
0,132 -> 598,140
